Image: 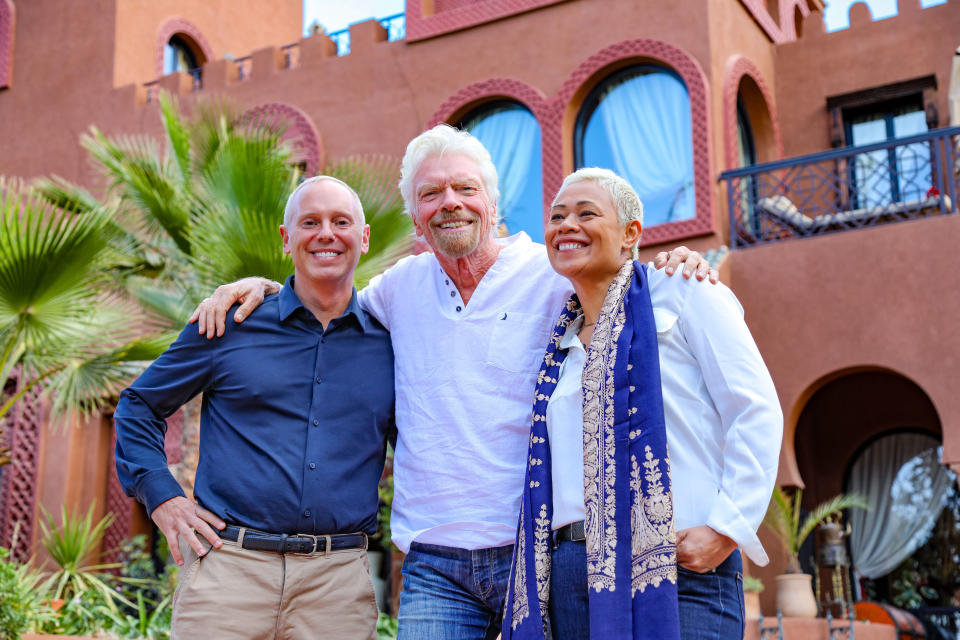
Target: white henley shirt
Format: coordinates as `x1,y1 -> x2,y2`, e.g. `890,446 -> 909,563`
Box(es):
360,233 -> 571,552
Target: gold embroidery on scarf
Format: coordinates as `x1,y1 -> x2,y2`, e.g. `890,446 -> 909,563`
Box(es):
534,504 -> 552,622
583,261 -> 632,593
513,303 -> 577,631
511,503 -> 530,629
630,447 -> 678,594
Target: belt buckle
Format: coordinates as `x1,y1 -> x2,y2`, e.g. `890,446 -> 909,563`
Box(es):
291,534 -> 318,556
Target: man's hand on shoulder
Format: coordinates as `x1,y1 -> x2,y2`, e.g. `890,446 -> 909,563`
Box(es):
188,277 -> 281,339
151,496 -> 226,566
653,246 -> 719,284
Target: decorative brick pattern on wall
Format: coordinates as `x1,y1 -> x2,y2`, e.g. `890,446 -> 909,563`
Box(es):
155,17 -> 215,79
428,78 -> 554,215
429,39 -> 715,246
0,0 -> 14,89
0,377 -> 43,563
244,102 -> 323,177
722,55 -> 784,171
102,427 -> 132,567
738,0 -> 815,43
406,0 -> 568,41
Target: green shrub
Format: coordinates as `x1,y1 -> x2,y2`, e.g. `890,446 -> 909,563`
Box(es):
377,612 -> 398,639
0,547 -> 56,640
743,575 -> 765,593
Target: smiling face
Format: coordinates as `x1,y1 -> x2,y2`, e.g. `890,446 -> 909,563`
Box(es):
280,179 -> 370,287
411,153 -> 497,259
546,179 -> 641,284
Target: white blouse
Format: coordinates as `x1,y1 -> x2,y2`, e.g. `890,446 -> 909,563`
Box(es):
545,264 -> 783,565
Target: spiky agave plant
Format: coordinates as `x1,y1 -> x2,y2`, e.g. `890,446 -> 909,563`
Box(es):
38,505 -> 136,610
763,486 -> 869,573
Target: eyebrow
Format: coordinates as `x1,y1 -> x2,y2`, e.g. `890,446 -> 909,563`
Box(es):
551,200 -> 601,209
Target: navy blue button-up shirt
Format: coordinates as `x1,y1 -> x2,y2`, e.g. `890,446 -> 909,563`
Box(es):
115,277 -> 395,536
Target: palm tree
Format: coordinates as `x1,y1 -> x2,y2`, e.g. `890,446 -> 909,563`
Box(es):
763,486 -> 869,573
31,92 -> 413,485
36,92 -> 413,328
0,179 -> 169,440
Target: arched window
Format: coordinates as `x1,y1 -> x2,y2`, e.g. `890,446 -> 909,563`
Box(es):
164,35 -> 200,76
459,101 -> 544,241
575,66 -> 696,227
736,95 -> 757,168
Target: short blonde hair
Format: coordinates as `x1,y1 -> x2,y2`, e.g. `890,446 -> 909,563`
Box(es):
553,168 -> 643,259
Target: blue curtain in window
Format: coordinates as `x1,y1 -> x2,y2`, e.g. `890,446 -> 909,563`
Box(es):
463,103 -> 544,241
580,69 -> 695,226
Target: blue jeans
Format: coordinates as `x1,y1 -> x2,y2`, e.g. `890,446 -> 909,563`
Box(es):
397,542 -> 514,640
549,541 -> 745,640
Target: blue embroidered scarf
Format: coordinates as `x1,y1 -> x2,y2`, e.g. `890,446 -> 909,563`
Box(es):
503,260 -> 680,640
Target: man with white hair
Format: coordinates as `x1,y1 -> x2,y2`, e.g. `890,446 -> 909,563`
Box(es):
116,176 -> 394,640
192,126 -> 715,638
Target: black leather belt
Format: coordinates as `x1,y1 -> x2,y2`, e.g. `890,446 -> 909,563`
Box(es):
554,520 -> 586,543
219,525 -> 367,555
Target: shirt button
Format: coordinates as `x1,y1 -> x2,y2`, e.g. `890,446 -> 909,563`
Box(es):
303,510 -> 311,518
321,337 -> 326,344
312,419 -> 319,426
456,306 -> 462,312
445,279 -> 449,285
450,291 -> 455,297
308,462 -> 316,470
316,377 -> 322,384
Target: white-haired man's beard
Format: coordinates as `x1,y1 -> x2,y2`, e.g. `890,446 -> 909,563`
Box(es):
424,210 -> 487,259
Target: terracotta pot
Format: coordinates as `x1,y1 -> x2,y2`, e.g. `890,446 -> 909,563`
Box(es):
744,589 -> 762,622
775,573 -> 819,618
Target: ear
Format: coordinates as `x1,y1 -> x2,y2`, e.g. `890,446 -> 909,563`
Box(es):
621,219 -> 642,252
280,225 -> 292,255
360,224 -> 371,254
411,209 -> 425,237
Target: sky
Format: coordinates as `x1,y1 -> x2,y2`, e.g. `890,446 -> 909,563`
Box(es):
302,0 -> 951,35
823,0 -> 947,31
302,0 -> 405,35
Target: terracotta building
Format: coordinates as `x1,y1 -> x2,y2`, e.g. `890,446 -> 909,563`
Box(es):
1,0 -> 958,623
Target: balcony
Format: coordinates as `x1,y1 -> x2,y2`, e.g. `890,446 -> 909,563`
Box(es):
326,12 -> 406,56
720,127 -> 959,249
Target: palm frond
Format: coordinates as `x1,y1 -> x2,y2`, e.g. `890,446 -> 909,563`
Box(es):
325,155 -> 414,287
81,128 -> 193,255
31,175 -> 102,213
126,277 -> 197,328
188,203 -> 294,287
796,493 -> 869,550
159,92 -> 192,186
0,181 -> 115,357
763,485 -> 797,553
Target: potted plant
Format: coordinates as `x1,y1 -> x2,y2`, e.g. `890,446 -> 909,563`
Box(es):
742,575 -> 765,621
763,487 -> 868,618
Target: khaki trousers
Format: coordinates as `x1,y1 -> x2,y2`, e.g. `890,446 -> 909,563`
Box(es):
171,537 -> 377,640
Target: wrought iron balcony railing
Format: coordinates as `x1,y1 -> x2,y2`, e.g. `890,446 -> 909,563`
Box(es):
720,126 -> 959,248
326,12 -> 406,56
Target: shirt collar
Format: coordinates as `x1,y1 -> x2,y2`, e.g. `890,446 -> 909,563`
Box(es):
278,275 -> 368,332
559,314 -> 585,351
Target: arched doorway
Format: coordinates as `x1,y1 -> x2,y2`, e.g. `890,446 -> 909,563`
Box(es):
794,369 -> 959,611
